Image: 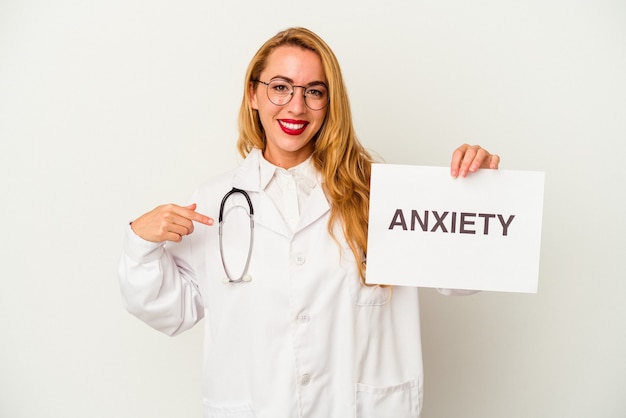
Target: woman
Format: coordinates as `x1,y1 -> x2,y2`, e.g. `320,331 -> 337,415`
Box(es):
120,27 -> 499,418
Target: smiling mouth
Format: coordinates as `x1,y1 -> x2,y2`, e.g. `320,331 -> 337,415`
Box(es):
279,120 -> 308,135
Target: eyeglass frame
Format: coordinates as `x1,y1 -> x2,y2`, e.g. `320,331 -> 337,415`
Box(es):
253,78 -> 330,110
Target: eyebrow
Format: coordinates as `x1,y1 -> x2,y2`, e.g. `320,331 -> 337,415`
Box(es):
269,75 -> 328,86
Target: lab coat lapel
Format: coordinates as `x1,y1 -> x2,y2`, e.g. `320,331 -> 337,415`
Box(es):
231,149 -> 292,238
255,192 -> 292,238
295,182 -> 329,233
231,149 -> 261,193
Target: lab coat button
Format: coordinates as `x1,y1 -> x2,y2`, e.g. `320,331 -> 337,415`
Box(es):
300,374 -> 312,385
294,255 -> 306,265
298,313 -> 310,323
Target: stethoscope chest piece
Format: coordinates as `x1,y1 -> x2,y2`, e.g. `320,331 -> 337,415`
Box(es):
222,274 -> 252,284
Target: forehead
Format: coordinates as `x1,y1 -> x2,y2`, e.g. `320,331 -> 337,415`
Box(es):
262,45 -> 326,83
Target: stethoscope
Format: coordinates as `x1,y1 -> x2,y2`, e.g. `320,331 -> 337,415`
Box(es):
218,188 -> 254,284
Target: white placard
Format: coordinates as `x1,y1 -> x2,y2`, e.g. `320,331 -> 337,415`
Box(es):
365,164 -> 545,293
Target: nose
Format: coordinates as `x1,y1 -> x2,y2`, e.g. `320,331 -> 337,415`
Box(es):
287,86 -> 307,113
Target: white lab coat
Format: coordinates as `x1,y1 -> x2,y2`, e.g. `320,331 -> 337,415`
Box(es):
119,148 -> 426,418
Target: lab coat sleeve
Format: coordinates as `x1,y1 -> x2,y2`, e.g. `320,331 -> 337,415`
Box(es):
118,225 -> 204,336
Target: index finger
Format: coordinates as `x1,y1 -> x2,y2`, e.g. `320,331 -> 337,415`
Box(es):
450,144 -> 471,178
180,204 -> 214,226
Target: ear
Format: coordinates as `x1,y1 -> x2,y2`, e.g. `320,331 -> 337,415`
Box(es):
249,81 -> 259,110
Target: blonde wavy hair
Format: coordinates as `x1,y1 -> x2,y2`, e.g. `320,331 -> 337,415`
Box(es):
237,27 -> 374,283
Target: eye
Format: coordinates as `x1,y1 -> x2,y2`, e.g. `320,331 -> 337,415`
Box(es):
306,84 -> 328,99
269,80 -> 292,95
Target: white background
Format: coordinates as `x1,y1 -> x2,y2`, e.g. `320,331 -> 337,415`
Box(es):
1,1 -> 624,417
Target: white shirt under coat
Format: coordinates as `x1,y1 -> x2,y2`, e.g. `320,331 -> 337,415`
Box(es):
120,148 -> 435,418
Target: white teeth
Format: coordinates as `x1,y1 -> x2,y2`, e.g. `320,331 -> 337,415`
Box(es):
280,121 -> 305,130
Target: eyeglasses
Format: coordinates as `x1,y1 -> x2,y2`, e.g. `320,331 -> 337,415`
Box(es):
255,79 -> 329,110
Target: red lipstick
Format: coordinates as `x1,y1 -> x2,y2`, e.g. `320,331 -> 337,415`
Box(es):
278,119 -> 309,135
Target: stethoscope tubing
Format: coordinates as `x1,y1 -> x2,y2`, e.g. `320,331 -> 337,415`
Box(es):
218,188 -> 254,284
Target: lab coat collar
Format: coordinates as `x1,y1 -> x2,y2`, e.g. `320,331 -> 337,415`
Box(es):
257,152 -> 318,192
231,148 -> 330,237
231,148 -> 264,192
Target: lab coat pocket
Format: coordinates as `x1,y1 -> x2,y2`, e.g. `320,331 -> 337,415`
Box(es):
203,399 -> 256,418
355,379 -> 421,418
